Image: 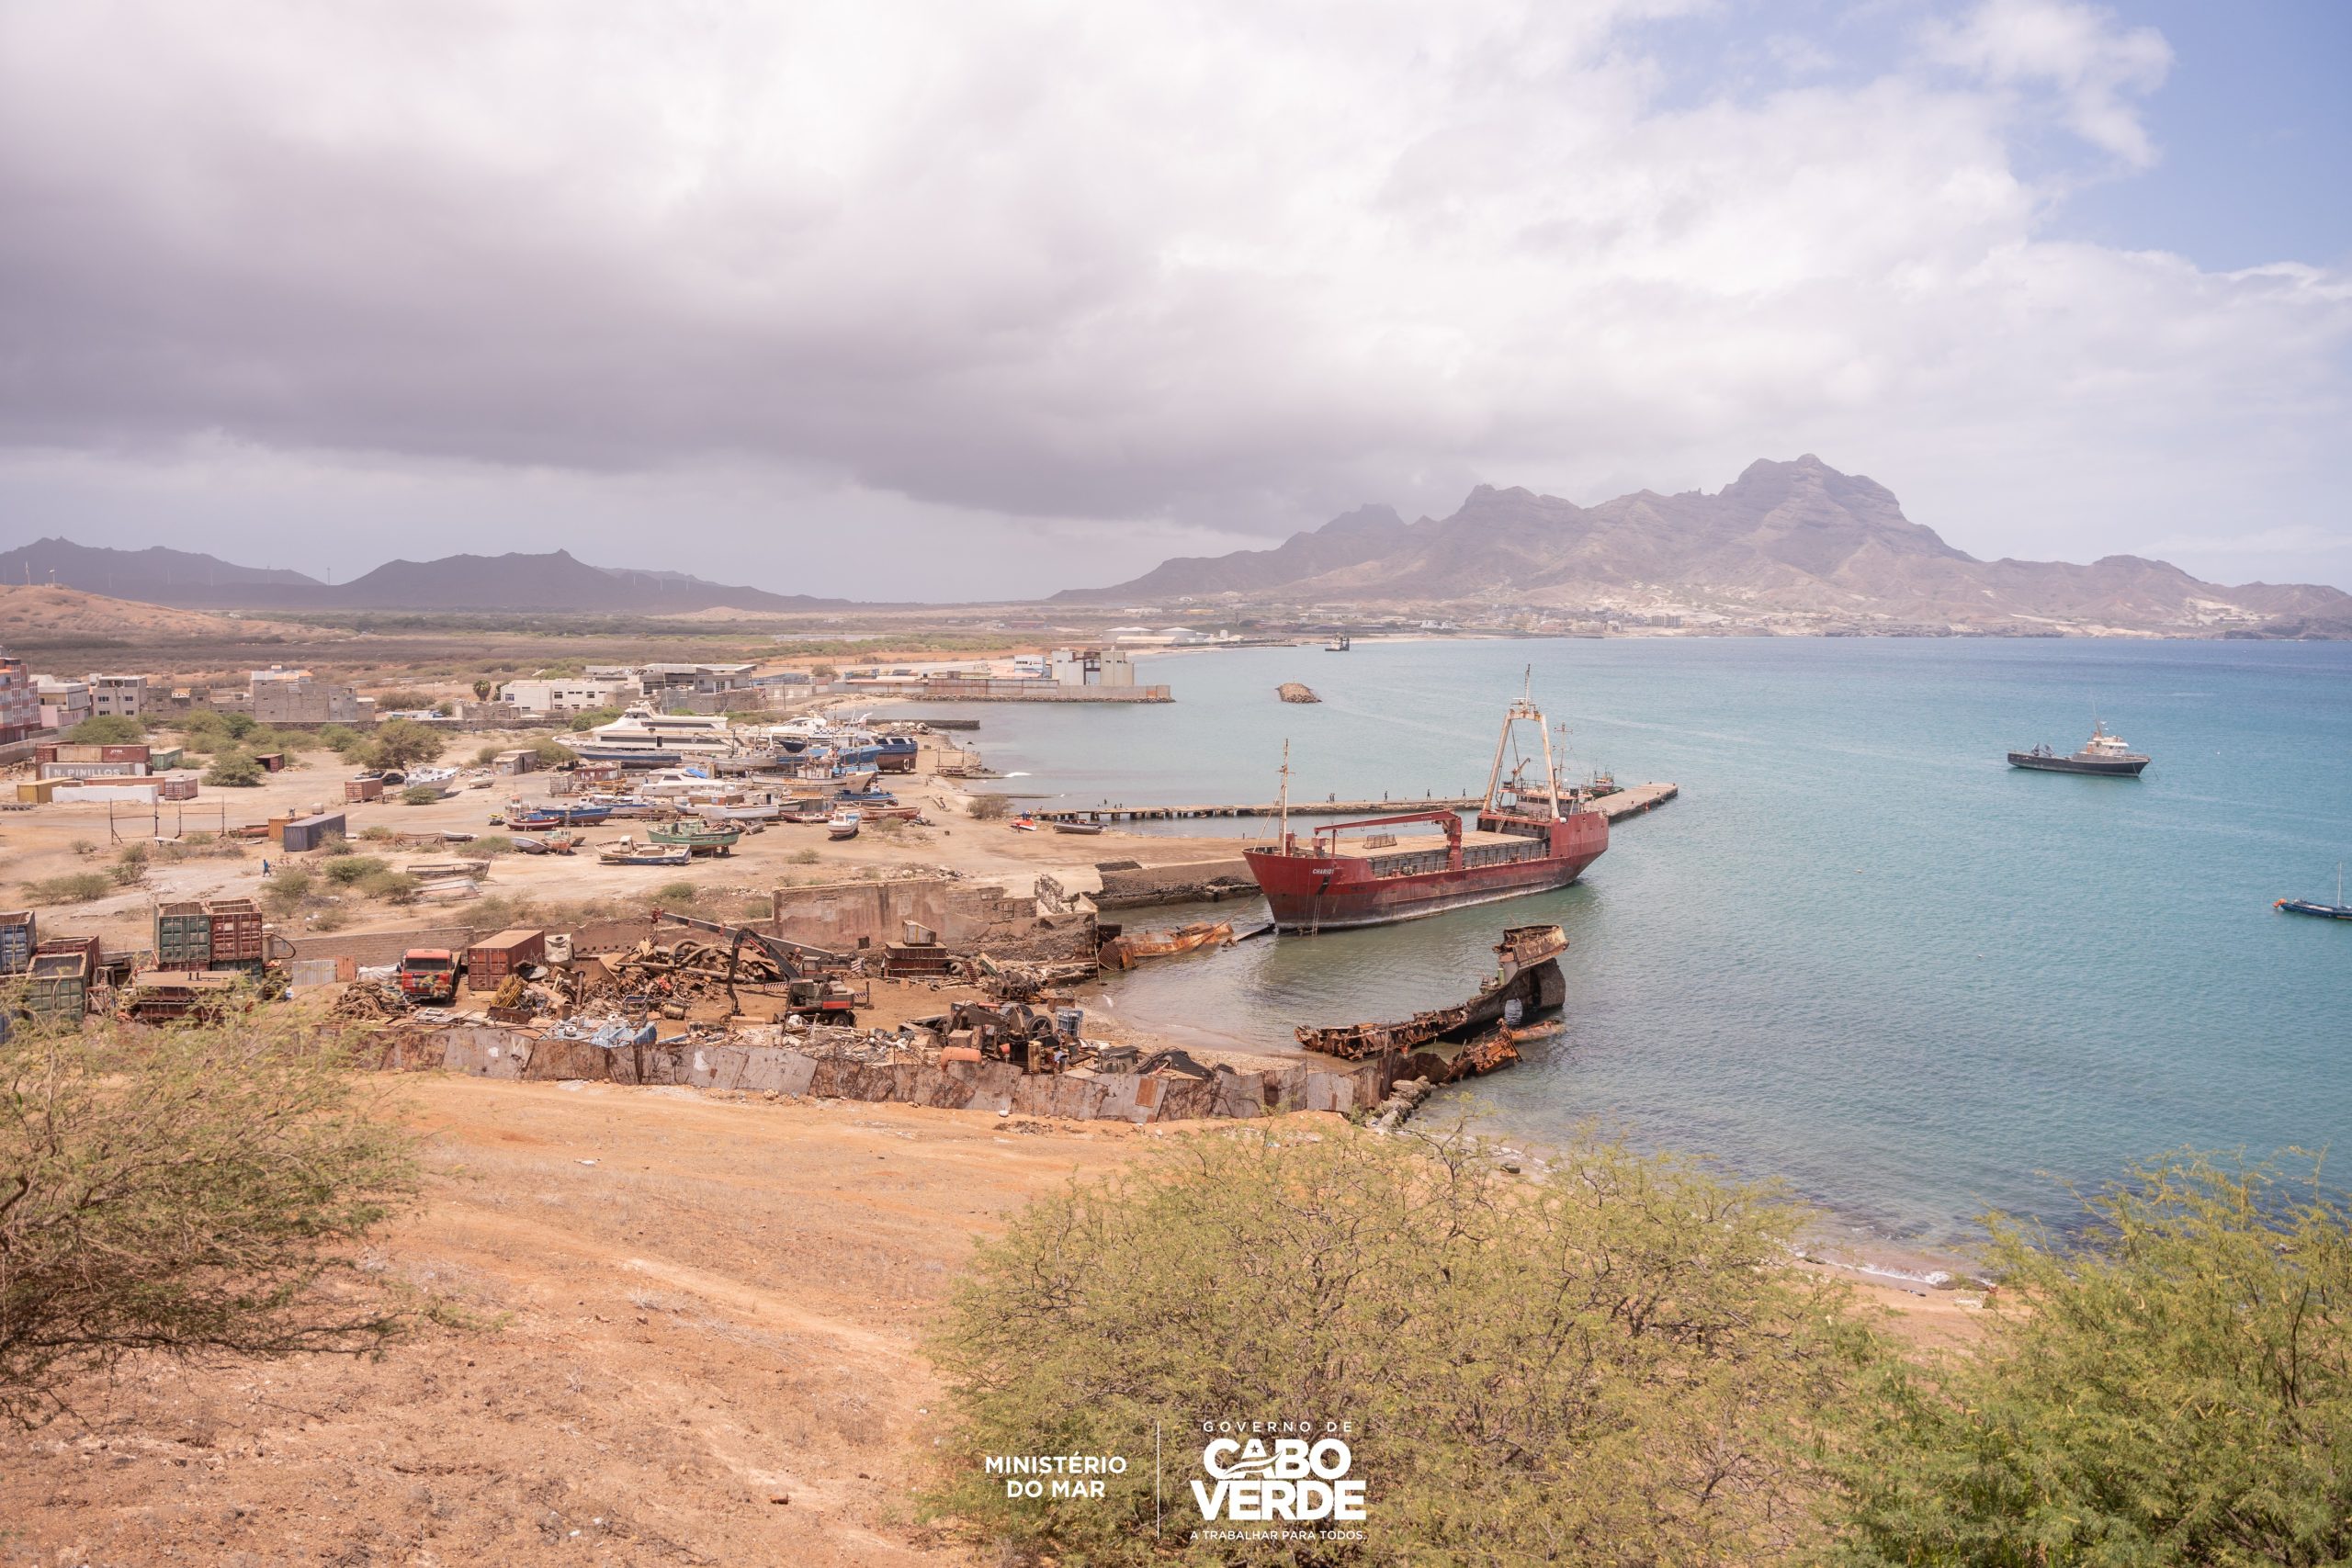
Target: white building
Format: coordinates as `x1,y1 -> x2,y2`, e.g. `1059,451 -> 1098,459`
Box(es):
35,676 -> 92,729
500,678 -> 631,716
1048,648 -> 1137,687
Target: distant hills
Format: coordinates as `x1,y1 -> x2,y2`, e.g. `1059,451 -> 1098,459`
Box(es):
0,537 -> 847,613
1058,457 -> 2352,636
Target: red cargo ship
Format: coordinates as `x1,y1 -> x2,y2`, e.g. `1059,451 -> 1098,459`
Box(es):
1243,689 -> 1607,931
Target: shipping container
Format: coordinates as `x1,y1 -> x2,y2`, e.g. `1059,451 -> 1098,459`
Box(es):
97,743 -> 152,762
204,898 -> 266,963
0,910 -> 34,976
147,747 -> 185,771
158,774 -> 198,801
14,780 -> 56,805
280,811 -> 346,852
37,760 -> 149,779
154,901 -> 213,968
22,951 -> 90,1030
32,743 -> 58,763
35,933 -> 102,972
344,776 -> 385,803
464,928 -> 547,983
53,743 -> 106,762
492,749 -> 536,775
254,751 -> 288,773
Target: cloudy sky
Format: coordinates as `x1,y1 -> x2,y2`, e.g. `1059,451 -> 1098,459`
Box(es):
2,0 -> 2346,599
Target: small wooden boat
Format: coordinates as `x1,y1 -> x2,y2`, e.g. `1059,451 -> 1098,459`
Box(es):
827,810 -> 861,840
598,836 -> 692,867
649,821 -> 741,855
2278,863 -> 2352,920
1050,819 -> 1106,835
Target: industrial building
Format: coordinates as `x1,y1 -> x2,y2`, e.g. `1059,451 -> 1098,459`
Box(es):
499,677 -> 631,716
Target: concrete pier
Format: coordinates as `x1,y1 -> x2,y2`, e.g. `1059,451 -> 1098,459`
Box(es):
1032,782 -> 1677,824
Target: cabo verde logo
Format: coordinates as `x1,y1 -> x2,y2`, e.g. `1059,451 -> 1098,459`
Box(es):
1191,1432 -> 1366,1523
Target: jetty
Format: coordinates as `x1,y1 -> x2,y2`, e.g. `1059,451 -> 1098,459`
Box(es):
1032,781 -> 1677,825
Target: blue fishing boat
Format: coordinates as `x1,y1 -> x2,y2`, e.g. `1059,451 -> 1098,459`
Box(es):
508,803 -> 613,828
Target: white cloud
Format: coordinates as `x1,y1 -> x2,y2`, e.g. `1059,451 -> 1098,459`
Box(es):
0,0 -> 2343,594
1923,0 -> 2173,165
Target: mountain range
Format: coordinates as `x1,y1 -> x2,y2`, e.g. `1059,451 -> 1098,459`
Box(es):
0,538 -> 846,613
1058,457 -> 2352,635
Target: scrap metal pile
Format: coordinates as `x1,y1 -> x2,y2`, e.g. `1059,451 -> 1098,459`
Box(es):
329,979 -> 413,1021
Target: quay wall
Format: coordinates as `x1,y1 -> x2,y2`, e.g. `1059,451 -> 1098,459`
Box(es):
369,1025 -> 1394,1124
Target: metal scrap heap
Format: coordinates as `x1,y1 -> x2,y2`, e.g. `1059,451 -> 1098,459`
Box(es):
329,979 -> 414,1021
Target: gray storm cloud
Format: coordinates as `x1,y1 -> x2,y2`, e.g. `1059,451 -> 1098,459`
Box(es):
0,0 -> 2346,595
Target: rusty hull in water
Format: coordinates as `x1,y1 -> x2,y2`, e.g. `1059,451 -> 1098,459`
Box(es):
1099,919 -> 1236,971
1295,924 -> 1567,1082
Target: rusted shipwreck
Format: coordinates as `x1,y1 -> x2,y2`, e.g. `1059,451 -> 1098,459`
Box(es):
1295,923 -> 1567,1083
1098,919 -> 1235,970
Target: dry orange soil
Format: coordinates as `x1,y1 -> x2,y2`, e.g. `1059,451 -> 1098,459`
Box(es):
0,1077 -> 1981,1567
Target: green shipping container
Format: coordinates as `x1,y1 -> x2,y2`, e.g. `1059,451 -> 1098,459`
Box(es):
154,902 -> 213,969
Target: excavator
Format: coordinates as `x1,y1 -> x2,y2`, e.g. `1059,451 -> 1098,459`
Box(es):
648,908 -> 867,1023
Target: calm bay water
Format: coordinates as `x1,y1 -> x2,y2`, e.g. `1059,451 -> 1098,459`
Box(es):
904,637 -> 2351,1248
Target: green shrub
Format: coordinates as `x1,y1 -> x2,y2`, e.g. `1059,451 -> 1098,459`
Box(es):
967,793 -> 1012,820
930,1129 -> 1872,1565
261,867 -> 314,918
64,715 -> 145,744
357,870 -> 421,906
475,744 -> 502,766
568,706 -> 623,732
370,689 -> 438,712
321,854 -> 389,886
20,873 -> 114,906
1833,1150 -> 2352,1565
316,723 -> 364,755
0,1018 -> 416,1426
653,880 -> 699,905
471,835 -> 515,856
786,848 -> 820,865
203,750 -> 264,787
530,737 -> 579,766
367,719 -> 446,773
400,784 -> 441,806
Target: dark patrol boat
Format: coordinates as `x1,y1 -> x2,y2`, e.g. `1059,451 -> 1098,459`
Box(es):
2007,720 -> 2150,777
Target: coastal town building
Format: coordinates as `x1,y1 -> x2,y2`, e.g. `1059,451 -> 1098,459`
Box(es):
1050,647 -> 1137,688
248,667 -> 374,725
499,678 -> 630,716
88,672 -> 152,718
0,648 -> 40,743
34,676 -> 92,731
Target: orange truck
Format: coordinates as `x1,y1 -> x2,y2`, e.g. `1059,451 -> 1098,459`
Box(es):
394,949 -> 460,1004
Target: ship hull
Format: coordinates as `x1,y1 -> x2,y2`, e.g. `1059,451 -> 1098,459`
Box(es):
1245,818 -> 1607,931
2007,752 -> 2149,776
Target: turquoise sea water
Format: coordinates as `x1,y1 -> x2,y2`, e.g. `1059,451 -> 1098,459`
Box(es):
903,637 -> 2351,1247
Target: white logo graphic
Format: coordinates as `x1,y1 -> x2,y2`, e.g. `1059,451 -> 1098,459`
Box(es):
1190,1436 -> 1366,1522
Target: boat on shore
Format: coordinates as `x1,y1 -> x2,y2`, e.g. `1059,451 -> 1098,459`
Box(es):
2008,720 -> 2150,777
2278,863 -> 2352,920
648,821 -> 741,856
827,809 -> 861,840
1050,819 -> 1106,836
1295,924 -> 1567,1081
1242,686 -> 1607,931
506,802 -> 613,828
597,837 -> 692,867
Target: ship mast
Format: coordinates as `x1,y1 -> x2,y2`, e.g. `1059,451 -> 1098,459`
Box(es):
1277,739 -> 1292,851
1482,667 -> 1560,819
